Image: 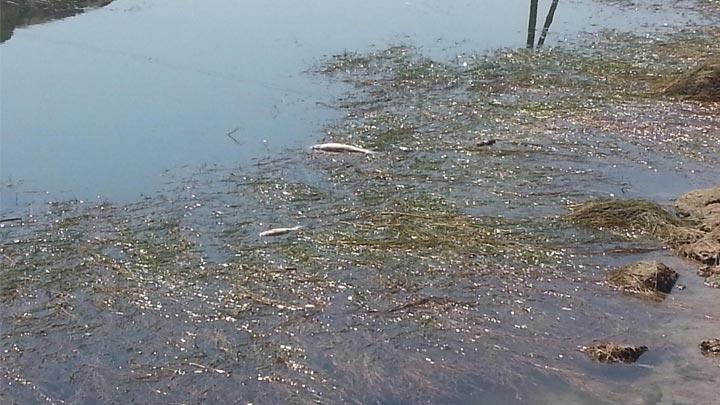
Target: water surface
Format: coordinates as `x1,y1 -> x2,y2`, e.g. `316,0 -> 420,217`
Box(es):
0,0 -> 704,211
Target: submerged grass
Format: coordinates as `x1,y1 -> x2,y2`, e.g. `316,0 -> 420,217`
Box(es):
4,4 -> 720,404
318,195 -> 542,263
566,198 -> 704,245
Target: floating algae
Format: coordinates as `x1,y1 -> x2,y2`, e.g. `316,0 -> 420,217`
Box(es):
4,5 -> 720,404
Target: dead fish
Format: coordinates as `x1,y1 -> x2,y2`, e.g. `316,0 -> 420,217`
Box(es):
311,143 -> 375,154
259,226 -> 302,237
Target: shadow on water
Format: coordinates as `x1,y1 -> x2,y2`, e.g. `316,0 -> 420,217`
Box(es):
0,0 -> 114,43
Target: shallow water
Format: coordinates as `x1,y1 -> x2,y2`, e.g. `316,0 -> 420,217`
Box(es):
2,1 -> 720,404
0,0 -> 707,211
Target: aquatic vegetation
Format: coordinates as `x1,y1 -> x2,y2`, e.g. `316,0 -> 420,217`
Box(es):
663,58 -> 720,101
565,198 -> 703,245
4,1 -> 720,403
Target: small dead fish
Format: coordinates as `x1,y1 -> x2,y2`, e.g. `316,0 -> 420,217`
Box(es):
259,226 -> 302,237
311,143 -> 375,154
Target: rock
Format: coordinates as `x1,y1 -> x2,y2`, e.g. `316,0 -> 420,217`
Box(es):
581,343 -> 648,364
680,227 -> 720,266
699,339 -> 720,357
675,187 -> 720,275
704,274 -> 720,288
663,58 -> 720,102
609,260 -> 679,297
675,186 -> 720,231
698,266 -> 720,288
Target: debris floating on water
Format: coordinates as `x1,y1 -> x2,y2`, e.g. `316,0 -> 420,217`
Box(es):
311,142 -> 375,154
259,225 -> 302,237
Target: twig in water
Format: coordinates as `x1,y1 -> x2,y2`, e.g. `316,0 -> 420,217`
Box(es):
0,217 -> 21,223
226,127 -> 241,144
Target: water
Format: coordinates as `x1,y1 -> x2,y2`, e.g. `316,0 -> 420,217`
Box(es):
2,1 -> 719,404
0,0 -> 704,211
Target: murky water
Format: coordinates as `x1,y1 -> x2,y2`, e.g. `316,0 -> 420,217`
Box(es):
0,0 -> 707,211
1,1 -> 720,404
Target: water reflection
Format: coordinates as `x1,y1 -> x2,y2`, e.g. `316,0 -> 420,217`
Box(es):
0,0 -> 114,43
0,0 -> 699,210
527,0 -> 560,48
538,0 -> 560,47
527,0 -> 540,48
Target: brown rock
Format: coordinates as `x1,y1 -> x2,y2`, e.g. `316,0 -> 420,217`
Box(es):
609,260 -> 679,296
675,186 -> 720,231
581,343 -> 648,364
700,339 -> 720,357
680,227 -> 720,266
698,266 -> 720,288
